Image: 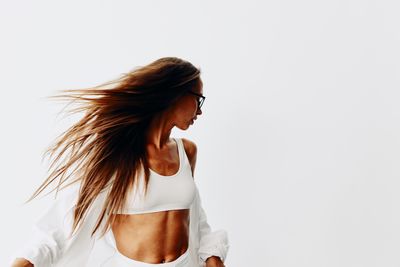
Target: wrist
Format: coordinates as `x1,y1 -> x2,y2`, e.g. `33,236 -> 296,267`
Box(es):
12,258 -> 34,267
205,255 -> 222,263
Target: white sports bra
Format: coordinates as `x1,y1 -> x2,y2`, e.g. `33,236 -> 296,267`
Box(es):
116,137 -> 197,215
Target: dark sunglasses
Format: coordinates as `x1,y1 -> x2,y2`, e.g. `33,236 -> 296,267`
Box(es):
187,91 -> 206,109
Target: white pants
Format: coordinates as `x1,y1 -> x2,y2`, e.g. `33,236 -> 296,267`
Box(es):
97,229 -> 191,267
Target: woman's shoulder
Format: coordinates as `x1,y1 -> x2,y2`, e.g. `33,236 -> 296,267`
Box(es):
180,137 -> 197,155
180,138 -> 198,177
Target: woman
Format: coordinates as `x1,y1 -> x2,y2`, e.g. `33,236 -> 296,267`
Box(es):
10,57 -> 230,267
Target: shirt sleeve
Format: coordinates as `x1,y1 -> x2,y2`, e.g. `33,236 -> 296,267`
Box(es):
9,186 -> 82,267
196,187 -> 230,265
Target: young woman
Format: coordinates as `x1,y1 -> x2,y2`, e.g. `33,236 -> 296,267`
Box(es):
10,57 -> 230,267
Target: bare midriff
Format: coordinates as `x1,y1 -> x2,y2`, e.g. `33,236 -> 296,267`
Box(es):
111,208 -> 190,264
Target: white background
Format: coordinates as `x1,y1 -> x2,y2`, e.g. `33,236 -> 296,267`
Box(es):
1,0 -> 400,266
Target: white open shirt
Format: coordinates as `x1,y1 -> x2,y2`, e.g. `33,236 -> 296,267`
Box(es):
9,182 -> 230,267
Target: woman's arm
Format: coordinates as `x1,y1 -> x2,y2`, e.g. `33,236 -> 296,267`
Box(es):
197,195 -> 230,264
182,138 -> 230,265
9,186 -> 81,267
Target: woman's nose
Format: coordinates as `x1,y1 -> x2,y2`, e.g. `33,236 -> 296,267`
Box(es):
197,108 -> 202,115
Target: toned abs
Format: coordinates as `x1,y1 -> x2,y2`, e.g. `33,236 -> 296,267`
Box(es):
111,209 -> 190,263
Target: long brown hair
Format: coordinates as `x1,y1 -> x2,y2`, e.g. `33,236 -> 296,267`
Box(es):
26,57 -> 201,237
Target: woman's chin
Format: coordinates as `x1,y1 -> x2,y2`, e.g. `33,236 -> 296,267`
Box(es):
177,122 -> 192,130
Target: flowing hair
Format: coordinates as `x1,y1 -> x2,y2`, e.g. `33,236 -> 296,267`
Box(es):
25,57 -> 201,237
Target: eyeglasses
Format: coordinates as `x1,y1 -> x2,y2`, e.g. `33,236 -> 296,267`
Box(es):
187,91 -> 206,109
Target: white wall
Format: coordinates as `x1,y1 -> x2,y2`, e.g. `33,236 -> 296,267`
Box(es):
1,0 -> 399,266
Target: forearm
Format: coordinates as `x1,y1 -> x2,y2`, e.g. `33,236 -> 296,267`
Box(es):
11,258 -> 34,267
195,187 -> 230,265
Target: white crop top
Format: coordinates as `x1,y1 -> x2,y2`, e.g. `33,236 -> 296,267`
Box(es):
116,137 -> 196,214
